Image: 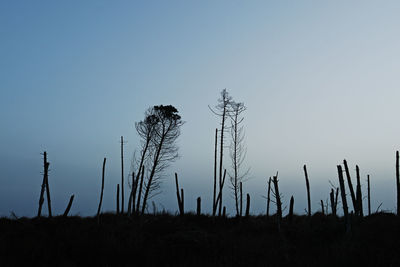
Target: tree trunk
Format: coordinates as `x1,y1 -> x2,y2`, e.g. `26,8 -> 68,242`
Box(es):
63,195 -> 74,217
343,159 -> 357,214
213,128 -> 218,216
337,165 -> 350,232
120,136 -> 124,214
197,197 -> 201,216
116,184 -> 120,215
367,174 -> 371,216
304,165 -> 311,217
356,165 -> 363,217
97,158 -> 106,217
289,196 -> 294,223
266,177 -> 271,217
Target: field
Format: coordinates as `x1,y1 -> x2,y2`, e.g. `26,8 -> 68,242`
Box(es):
2,212 -> 400,266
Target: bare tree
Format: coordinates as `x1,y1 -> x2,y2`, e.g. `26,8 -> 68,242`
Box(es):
228,101 -> 249,216
136,105 -> 184,214
209,89 -> 233,216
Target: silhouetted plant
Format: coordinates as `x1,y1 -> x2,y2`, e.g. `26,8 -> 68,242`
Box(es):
272,174 -> 282,231
38,151 -> 48,217
320,200 -> 325,215
288,196 -> 294,223
209,89 -> 233,216
266,177 -> 271,217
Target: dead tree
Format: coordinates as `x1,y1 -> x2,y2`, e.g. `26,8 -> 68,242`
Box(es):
215,169 -> 227,216
209,89 -> 233,216
330,189 -> 336,216
355,165 -> 363,217
266,177 -> 272,217
38,151 -> 49,217
288,196 -> 294,223
397,151 -> 400,215
117,184 -> 120,214
212,128 -> 218,216
245,193 -> 250,217
320,200 -> 325,215
229,101 -> 249,217
223,206 -> 227,217
97,158 -> 106,217
272,174 -> 282,230
343,159 -> 357,214
135,166 -> 145,213
127,172 -> 135,215
197,197 -> 201,216
304,165 -> 311,217
120,136 -> 125,214
337,165 -> 350,232
367,174 -> 371,216
239,181 -> 243,217
175,173 -> 184,216
139,105 -> 183,214
63,195 -> 74,217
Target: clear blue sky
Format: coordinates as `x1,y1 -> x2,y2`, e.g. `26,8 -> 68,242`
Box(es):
1,1 -> 400,217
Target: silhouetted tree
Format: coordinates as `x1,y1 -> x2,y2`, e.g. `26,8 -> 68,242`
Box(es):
133,105 -> 183,214
229,101 -> 250,216
209,89 -> 233,216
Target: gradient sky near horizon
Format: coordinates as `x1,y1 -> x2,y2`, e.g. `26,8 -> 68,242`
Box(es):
2,1 -> 400,217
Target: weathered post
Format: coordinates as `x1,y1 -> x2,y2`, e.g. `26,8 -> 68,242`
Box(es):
330,189 -> 336,216
120,136 -> 125,214
97,158 -> 106,217
288,196 -> 294,223
175,173 -> 184,216
38,151 -> 47,217
356,165 -> 363,217
320,200 -> 325,215
337,165 -> 350,232
343,159 -> 357,214
213,129 -> 218,216
116,184 -> 120,214
239,181 -> 243,217
273,174 -> 282,230
367,175 -> 371,216
63,195 -> 75,217
266,177 -> 271,217
304,165 -> 311,217
245,194 -> 250,217
197,197 -> 201,216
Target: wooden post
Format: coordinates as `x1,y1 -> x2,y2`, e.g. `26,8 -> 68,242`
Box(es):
304,165 -> 311,217
335,187 -> 339,215
367,175 -> 371,216
337,165 -> 350,232
197,197 -> 201,216
97,158 -> 106,217
245,194 -> 250,217
63,195 -> 74,217
289,196 -> 294,223
356,165 -> 363,217
266,177 -> 271,217
213,129 -> 218,216
397,151 -> 400,216
175,173 -> 184,216
330,189 -> 336,216
116,184 -> 120,215
273,174 -> 282,230
320,200 -> 325,215
44,160 -> 52,218
343,159 -> 357,214
38,151 -> 47,217
239,181 -> 243,217
120,136 -> 124,214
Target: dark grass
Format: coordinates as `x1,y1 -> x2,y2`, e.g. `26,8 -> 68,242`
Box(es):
1,213 -> 400,266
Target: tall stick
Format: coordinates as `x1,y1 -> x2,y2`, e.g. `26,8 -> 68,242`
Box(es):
38,151 -> 47,217
273,174 -> 282,230
245,193 -> 250,217
320,200 -> 325,215
197,197 -> 201,216
343,159 -> 357,214
367,174 -> 371,216
337,165 -> 350,232
63,195 -> 74,217
120,136 -> 124,214
304,165 -> 311,217
213,129 -> 218,216
239,181 -> 243,217
116,184 -> 120,214
266,177 -> 271,217
355,165 -> 363,217
330,189 -> 336,216
44,159 -> 52,217
127,172 -> 135,215
397,151 -> 400,215
97,158 -> 106,217
288,196 -> 294,223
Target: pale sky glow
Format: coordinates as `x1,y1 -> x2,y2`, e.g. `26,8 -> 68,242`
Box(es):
1,1 -> 400,217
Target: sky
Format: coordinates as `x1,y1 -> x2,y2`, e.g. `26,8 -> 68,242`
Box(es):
1,1 -> 400,217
